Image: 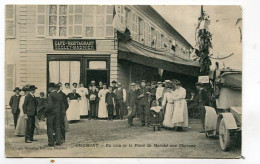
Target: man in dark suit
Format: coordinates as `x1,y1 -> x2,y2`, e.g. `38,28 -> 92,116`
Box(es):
57,83 -> 69,142
88,85 -> 99,120
45,83 -> 64,146
137,80 -> 150,126
9,87 -> 22,129
126,83 -> 137,127
195,82 -> 209,133
36,92 -> 46,121
114,83 -> 126,120
23,85 -> 38,143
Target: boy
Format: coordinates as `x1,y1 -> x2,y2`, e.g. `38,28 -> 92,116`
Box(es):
89,85 -> 98,119
105,86 -> 116,120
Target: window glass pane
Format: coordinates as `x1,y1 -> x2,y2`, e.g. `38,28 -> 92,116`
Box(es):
6,5 -> 14,19
85,26 -> 93,37
68,15 -> 73,25
59,16 -> 67,26
59,27 -> 67,37
59,5 -> 67,15
107,6 -> 114,14
49,5 -> 57,15
85,15 -> 93,25
84,6 -> 94,13
49,16 -> 57,25
96,27 -> 104,37
106,26 -> 114,37
69,5 -> 74,13
75,5 -> 83,13
75,15 -> 82,24
37,15 -> 45,24
68,26 -> 73,36
37,5 -> 45,13
49,26 -> 56,36
96,6 -> 104,15
74,26 -> 82,35
106,15 -> 113,25
89,61 -> 106,69
96,16 -> 104,26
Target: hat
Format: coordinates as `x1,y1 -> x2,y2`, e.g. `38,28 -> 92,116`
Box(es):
91,80 -> 95,84
29,85 -> 38,91
22,85 -> 30,91
165,80 -> 173,88
49,82 -> 57,88
195,82 -> 203,86
72,82 -> 78,85
13,87 -> 21,92
130,82 -> 136,86
56,82 -> 62,87
112,80 -> 117,84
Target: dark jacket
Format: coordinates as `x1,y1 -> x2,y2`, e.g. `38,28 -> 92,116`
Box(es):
36,97 -> 46,111
9,95 -> 21,114
137,87 -> 149,105
126,89 -> 137,107
67,93 -> 81,100
23,93 -> 37,116
89,90 -> 98,103
58,90 -> 69,111
45,91 -> 64,117
105,92 -> 116,105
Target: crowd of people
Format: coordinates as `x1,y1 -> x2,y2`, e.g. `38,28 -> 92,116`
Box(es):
8,79 -> 209,146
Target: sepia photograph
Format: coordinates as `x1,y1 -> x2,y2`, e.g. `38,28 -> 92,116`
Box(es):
5,5 -> 242,158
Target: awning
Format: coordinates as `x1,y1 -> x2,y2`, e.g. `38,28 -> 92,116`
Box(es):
118,40 -> 200,77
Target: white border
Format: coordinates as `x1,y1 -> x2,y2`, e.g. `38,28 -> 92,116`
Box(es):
1,0 -> 260,164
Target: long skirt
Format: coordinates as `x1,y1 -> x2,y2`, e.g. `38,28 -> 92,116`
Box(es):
15,114 -> 26,136
79,99 -> 88,116
163,103 -> 175,128
172,99 -> 189,128
98,98 -> 108,118
67,100 -> 80,121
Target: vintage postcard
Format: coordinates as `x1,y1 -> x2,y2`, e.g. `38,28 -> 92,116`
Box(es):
5,5 -> 242,158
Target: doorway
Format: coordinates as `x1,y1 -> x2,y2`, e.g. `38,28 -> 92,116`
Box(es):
86,70 -> 108,87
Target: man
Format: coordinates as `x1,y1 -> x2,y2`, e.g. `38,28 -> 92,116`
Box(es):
149,81 -> 157,107
36,92 -> 46,121
23,85 -> 38,143
111,80 -> 117,91
137,80 -> 150,126
88,85 -> 99,120
45,83 -> 64,146
57,83 -> 69,142
105,86 -> 116,120
126,83 -> 137,127
156,81 -> 164,106
9,87 -> 22,129
195,82 -> 209,133
114,83 -> 126,120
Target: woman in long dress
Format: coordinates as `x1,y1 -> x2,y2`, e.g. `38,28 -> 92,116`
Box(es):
77,82 -> 89,116
162,82 -> 175,128
171,80 -> 189,130
66,89 -> 81,122
15,85 -> 30,136
98,84 -> 109,119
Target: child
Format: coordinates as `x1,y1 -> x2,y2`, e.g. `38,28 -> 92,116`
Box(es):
105,86 -> 116,120
89,85 -> 98,120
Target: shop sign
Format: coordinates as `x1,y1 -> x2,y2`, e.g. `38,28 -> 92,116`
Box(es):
53,39 -> 96,51
198,76 -> 209,83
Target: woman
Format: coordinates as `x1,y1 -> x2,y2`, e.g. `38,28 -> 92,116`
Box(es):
77,82 -> 89,116
97,81 -> 103,91
63,83 -> 71,95
171,80 -> 189,130
98,84 -> 109,119
15,85 -> 30,136
161,81 -> 175,129
67,89 -> 81,122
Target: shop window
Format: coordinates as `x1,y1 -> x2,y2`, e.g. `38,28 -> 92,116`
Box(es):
6,5 -> 16,39
88,61 -> 107,69
6,64 -> 15,91
49,61 -> 80,86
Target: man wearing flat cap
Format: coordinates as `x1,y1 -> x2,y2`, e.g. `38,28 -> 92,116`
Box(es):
9,87 -> 22,129
23,85 -> 38,143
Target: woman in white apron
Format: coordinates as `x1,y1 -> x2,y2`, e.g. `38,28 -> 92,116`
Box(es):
15,85 -> 30,136
77,82 -> 89,116
98,84 -> 109,119
161,82 -> 175,128
171,80 -> 189,130
66,89 -> 81,122
63,83 -> 71,96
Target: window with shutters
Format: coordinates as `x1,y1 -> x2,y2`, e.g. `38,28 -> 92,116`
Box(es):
105,5 -> 114,37
138,17 -> 144,43
84,6 -> 94,37
36,5 -> 46,37
5,5 -> 16,39
5,64 -> 15,91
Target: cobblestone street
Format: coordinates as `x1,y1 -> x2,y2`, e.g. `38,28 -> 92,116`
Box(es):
5,118 -> 241,158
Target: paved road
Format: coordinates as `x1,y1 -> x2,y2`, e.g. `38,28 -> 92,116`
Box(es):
5,118 -> 241,158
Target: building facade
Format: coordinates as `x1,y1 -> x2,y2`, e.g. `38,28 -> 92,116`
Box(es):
5,5 -> 199,102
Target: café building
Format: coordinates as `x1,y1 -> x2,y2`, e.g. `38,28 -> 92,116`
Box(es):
5,5 -> 199,99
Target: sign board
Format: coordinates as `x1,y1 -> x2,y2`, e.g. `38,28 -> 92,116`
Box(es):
198,76 -> 209,83
53,39 -> 96,51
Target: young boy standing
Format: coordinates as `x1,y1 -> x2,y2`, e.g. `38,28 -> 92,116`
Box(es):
105,86 -> 116,120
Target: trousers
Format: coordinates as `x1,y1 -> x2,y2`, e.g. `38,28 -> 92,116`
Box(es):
25,116 -> 35,141
128,104 -> 136,125
46,114 -> 62,145
13,111 -> 20,129
116,99 -> 124,119
199,105 -> 206,129
89,103 -> 98,119
107,104 -> 114,120
138,104 -> 150,125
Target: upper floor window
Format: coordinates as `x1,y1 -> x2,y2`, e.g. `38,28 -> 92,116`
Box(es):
6,5 -> 16,39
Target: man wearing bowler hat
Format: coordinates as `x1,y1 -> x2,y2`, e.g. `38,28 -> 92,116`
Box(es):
9,87 -> 22,129
23,85 -> 38,143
